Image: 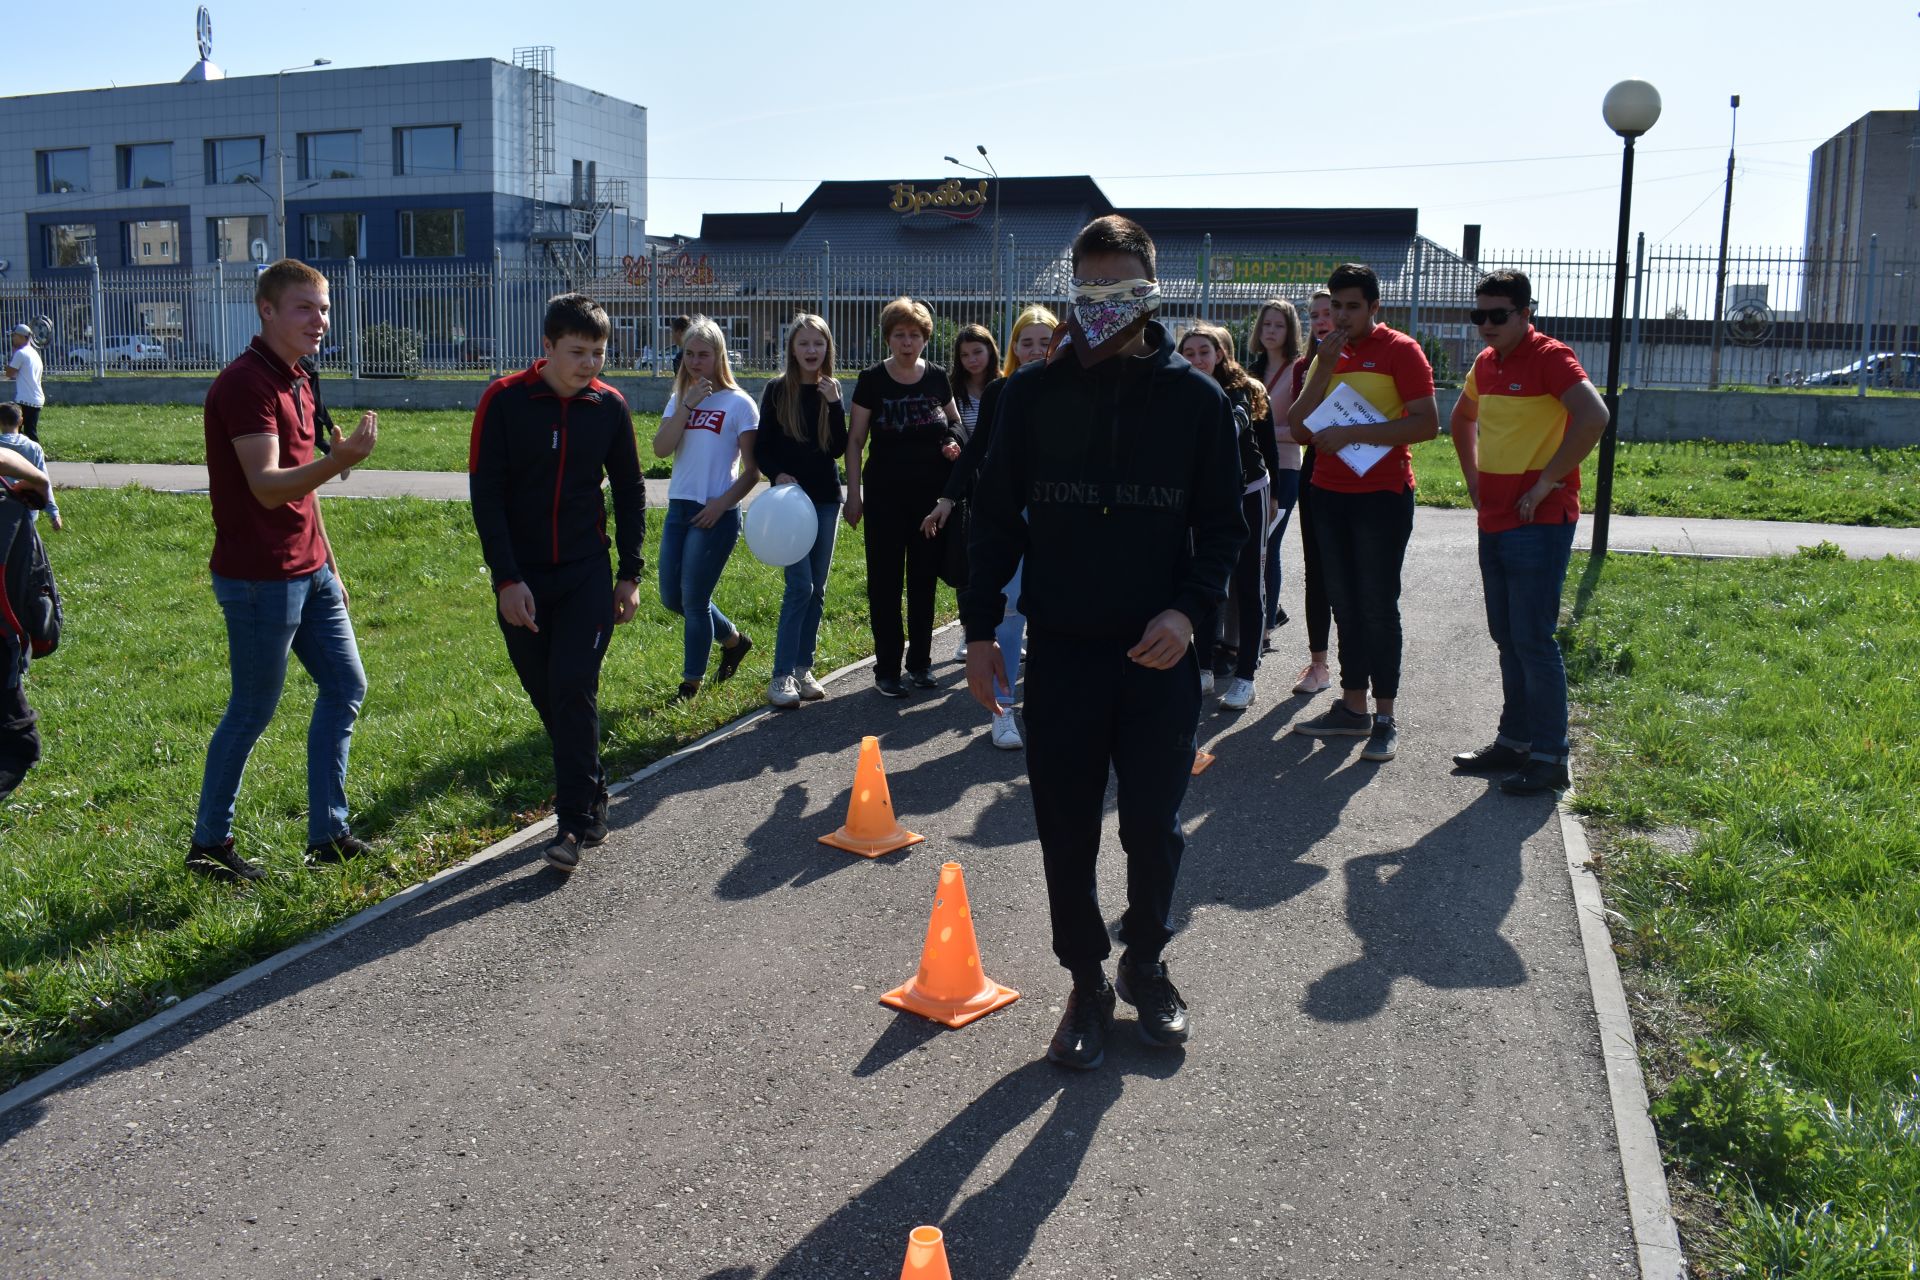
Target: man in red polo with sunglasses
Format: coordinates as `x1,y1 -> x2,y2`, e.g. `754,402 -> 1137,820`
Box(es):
1448,270 -> 1608,795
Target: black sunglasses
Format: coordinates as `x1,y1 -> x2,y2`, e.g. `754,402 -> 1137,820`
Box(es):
1470,306 -> 1528,325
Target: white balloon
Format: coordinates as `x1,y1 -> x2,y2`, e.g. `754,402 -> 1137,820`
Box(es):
744,483 -> 818,567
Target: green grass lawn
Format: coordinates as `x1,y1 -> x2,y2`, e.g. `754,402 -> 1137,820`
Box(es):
42,403 -> 672,476
1561,548 -> 1920,1277
0,487 -> 930,1088
1410,437 -> 1920,527
41,405 -> 1920,527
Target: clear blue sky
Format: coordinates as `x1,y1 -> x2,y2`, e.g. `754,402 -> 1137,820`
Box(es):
14,0 -> 1916,254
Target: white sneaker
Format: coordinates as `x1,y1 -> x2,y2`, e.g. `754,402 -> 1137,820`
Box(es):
767,674 -> 801,708
796,669 -> 827,701
990,709 -> 1023,750
1220,677 -> 1256,710
1199,670 -> 1215,697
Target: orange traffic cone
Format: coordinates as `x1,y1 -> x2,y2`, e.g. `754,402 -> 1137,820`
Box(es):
1192,748 -> 1216,775
898,1225 -> 953,1279
882,862 -> 1019,1028
820,735 -> 925,858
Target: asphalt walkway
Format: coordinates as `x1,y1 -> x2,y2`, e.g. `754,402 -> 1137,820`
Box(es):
3,511 -> 1644,1278
48,459 -> 1920,559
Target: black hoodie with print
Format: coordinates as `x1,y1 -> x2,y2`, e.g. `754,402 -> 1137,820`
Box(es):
959,321 -> 1246,644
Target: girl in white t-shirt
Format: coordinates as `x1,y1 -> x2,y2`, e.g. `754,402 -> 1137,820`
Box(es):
653,315 -> 761,698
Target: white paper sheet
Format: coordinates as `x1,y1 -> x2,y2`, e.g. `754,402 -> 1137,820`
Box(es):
1303,381 -> 1394,478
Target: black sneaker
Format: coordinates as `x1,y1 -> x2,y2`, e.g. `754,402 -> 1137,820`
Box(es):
1361,715 -> 1399,762
1294,701 -> 1373,738
1453,742 -> 1528,773
1116,953 -> 1190,1047
546,830 -> 583,873
873,674 -> 908,699
1047,979 -> 1117,1070
905,668 -> 937,689
579,789 -> 610,846
305,831 -> 371,865
1500,759 -> 1571,796
185,838 -> 264,883
674,680 -> 700,701
715,633 -> 754,683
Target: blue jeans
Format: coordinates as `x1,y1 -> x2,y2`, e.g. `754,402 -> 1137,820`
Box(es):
773,500 -> 841,675
1478,521 -> 1578,763
194,564 -> 367,847
993,558 -> 1026,710
1264,469 -> 1300,629
659,498 -> 741,681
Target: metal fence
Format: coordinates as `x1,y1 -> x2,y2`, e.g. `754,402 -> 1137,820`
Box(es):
4,235 -> 1915,392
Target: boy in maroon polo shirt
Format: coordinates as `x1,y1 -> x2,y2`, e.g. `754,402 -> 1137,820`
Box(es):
469,293 -> 645,873
189,259 -> 379,883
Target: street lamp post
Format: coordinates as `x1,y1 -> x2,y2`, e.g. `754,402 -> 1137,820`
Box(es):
275,58 -> 332,260
1591,79 -> 1662,562
946,146 -> 1001,321
1708,94 -> 1740,389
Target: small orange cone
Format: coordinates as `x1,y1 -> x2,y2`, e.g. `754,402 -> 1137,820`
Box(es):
898,1225 -> 953,1279
881,862 -> 1019,1028
1192,748 -> 1215,775
820,735 -> 925,858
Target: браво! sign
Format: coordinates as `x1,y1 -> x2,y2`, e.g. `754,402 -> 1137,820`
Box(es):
890,180 -> 989,220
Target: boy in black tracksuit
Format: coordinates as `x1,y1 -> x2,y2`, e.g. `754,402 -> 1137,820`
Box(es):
469,294 -> 646,872
961,217 -> 1246,1070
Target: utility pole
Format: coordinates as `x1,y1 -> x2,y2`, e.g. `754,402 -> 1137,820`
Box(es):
1708,93 -> 1739,389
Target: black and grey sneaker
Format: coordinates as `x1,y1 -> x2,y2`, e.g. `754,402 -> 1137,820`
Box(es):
186,838 -> 265,883
674,681 -> 700,701
873,674 -> 908,699
1500,759 -> 1571,796
1116,953 -> 1190,1047
1361,715 -> 1399,762
1452,741 -> 1528,773
1294,701 -> 1373,738
580,790 -> 610,847
715,633 -> 754,683
905,668 -> 937,689
546,830 -> 583,873
1047,979 -> 1117,1071
305,831 -> 372,865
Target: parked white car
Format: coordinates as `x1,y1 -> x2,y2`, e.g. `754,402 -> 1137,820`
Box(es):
66,335 -> 167,369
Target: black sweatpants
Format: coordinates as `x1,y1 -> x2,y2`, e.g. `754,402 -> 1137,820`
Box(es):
1023,628 -> 1202,980
862,466 -> 946,680
1312,485 -> 1415,701
498,553 -> 614,837
1299,448 -> 1331,654
19,406 -> 40,444
0,679 -> 40,805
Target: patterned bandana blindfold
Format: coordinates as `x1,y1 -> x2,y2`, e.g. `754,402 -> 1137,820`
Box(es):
1061,277 -> 1162,366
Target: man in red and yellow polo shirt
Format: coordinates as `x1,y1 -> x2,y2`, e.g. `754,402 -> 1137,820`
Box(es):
1285,262 -> 1438,765
1449,270 -> 1608,795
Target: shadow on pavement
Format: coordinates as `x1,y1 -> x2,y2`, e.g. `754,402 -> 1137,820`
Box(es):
738,1052 -> 1181,1280
1,837 -> 568,1149
851,1012 -> 946,1078
1302,789 -> 1544,1022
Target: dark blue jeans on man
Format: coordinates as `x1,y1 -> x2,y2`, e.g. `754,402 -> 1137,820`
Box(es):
194,563 -> 366,848
1478,520 -> 1578,763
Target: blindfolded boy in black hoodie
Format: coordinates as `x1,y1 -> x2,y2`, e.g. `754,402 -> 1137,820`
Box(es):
960,215 -> 1246,1070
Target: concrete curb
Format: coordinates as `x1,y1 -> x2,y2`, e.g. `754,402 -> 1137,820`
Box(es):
0,636 -> 923,1122
1557,794 -> 1689,1279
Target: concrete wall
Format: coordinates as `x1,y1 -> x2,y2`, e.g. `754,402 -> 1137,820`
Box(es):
44,376 -> 1920,449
